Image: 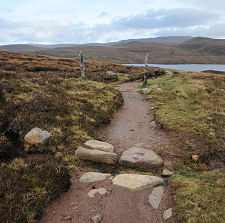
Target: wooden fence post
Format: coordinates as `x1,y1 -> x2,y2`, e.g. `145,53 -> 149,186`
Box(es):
143,53 -> 148,85
79,51 -> 85,78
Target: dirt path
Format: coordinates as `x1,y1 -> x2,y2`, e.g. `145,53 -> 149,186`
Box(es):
41,81 -> 177,223
96,81 -> 177,165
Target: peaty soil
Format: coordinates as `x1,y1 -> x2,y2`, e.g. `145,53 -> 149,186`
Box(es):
41,81 -> 178,223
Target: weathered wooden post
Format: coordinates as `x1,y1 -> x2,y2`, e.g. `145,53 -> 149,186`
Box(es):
79,51 -> 85,78
143,53 -> 148,85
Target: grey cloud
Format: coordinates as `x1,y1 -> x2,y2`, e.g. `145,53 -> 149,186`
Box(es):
107,8 -> 221,30
98,12 -> 108,18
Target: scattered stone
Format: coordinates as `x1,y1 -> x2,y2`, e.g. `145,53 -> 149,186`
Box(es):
75,147 -> 118,164
106,71 -> 116,75
61,213 -> 68,217
119,146 -> 163,169
88,188 -> 107,198
24,127 -> 51,144
192,155 -> 199,161
92,215 -> 102,223
79,172 -> 111,183
162,169 -> 175,177
163,208 -> 173,220
61,214 -> 72,221
112,174 -> 164,190
150,121 -> 157,128
149,85 -> 158,89
149,85 -> 162,91
146,96 -> 153,100
62,215 -> 72,221
85,140 -> 114,152
165,70 -> 173,74
69,202 -> 76,207
141,88 -> 151,94
148,186 -> 164,210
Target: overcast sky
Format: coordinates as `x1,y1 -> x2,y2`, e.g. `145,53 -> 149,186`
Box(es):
1,0 -> 225,44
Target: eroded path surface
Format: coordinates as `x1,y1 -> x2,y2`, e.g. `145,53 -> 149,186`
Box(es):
41,81 -> 177,223
96,81 -> 177,166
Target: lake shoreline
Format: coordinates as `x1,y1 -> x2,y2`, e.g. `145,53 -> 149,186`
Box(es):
125,64 -> 225,72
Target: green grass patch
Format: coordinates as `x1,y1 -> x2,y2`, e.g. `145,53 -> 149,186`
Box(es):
170,172 -> 225,223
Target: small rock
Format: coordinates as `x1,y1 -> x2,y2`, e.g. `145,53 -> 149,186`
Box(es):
163,208 -> 173,220
24,127 -> 51,144
192,155 -> 199,161
119,146 -> 163,169
146,96 -> 153,100
150,107 -> 154,110
88,188 -> 107,198
142,88 -> 151,94
61,213 -> 68,217
148,186 -> 164,210
165,70 -> 173,74
69,202 -> 76,207
106,71 -> 116,75
162,169 -> 175,177
85,140 -> 114,152
112,174 -> 164,190
150,121 -> 157,128
92,215 -> 102,223
149,85 -> 158,90
79,172 -> 111,183
62,215 -> 72,221
75,147 -> 118,164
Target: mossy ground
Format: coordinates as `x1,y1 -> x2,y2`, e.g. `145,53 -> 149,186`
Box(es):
142,70 -> 225,223
170,172 -> 225,223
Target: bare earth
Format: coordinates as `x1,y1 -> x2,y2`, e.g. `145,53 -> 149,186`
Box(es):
41,81 -> 177,223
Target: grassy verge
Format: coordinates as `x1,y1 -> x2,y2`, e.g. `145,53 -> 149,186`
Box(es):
142,70 -> 225,222
143,71 -> 225,161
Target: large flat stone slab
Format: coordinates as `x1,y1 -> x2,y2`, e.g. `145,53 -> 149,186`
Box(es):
75,147 -> 118,164
148,186 -> 164,210
85,140 -> 114,153
112,174 -> 164,190
119,146 -> 163,169
79,172 -> 111,183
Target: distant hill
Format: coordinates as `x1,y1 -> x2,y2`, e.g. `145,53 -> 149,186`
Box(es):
179,37 -> 225,56
0,44 -> 46,52
1,36 -> 225,64
109,36 -> 193,46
